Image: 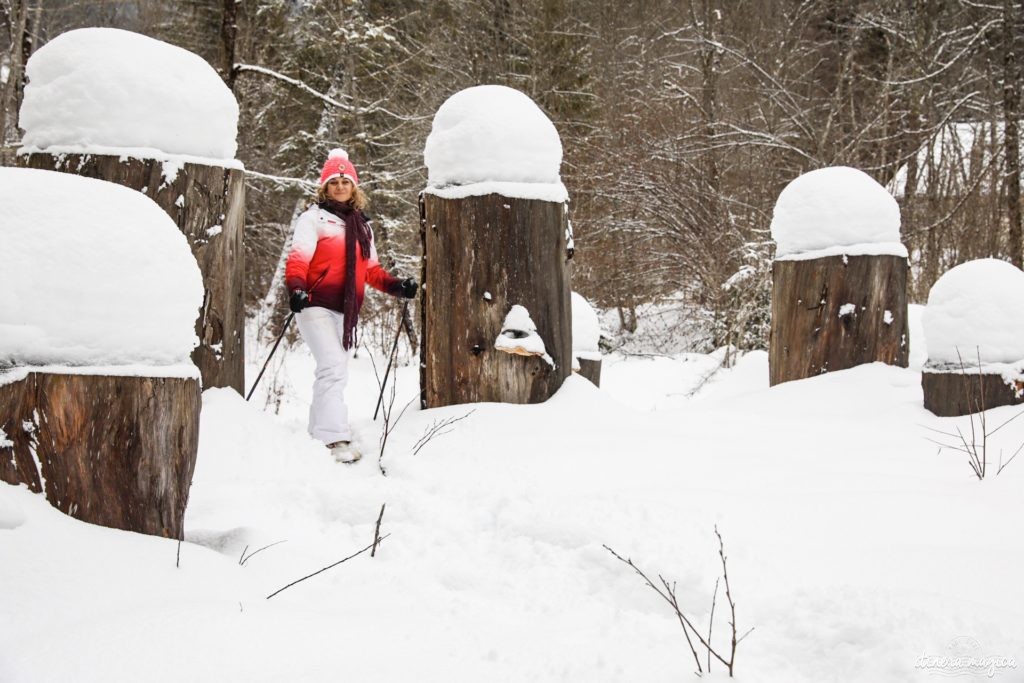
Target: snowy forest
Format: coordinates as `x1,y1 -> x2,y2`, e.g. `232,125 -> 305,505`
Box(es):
3,2 -> 1024,682
4,0 -> 1024,350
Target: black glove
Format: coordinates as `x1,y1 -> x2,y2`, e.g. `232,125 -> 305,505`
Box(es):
399,277 -> 418,299
289,289 -> 309,313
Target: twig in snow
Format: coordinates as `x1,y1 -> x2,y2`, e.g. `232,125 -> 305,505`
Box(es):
707,577 -> 720,673
604,528 -> 751,678
685,348 -> 734,398
924,347 -> 1024,479
604,545 -> 709,674
372,503 -> 386,558
266,534 -> 390,600
239,539 -> 288,566
377,375 -> 415,476
176,538 -> 182,569
412,410 -> 475,455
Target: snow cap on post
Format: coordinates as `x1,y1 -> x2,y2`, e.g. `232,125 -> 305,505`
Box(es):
18,28 -> 239,162
424,85 -> 568,202
571,292 -> 602,363
0,168 -> 203,369
770,166 -> 904,260
923,258 -> 1024,365
319,148 -> 360,186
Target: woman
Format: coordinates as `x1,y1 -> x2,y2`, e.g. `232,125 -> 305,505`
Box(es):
285,148 -> 417,463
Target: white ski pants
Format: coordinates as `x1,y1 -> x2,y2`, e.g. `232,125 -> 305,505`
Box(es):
295,306 -> 352,444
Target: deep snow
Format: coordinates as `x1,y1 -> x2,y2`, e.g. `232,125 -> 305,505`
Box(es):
19,27 -> 239,163
2,305 -> 1022,682
423,85 -> 568,202
923,258 -> 1024,366
771,166 -> 905,260
0,167 -> 203,368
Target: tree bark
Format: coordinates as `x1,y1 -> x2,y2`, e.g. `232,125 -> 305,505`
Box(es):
20,152 -> 246,393
770,254 -> 909,386
922,370 -> 1024,417
422,193 -> 572,407
0,370 -> 200,538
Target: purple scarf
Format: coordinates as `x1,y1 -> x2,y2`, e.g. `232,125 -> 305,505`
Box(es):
319,199 -> 372,349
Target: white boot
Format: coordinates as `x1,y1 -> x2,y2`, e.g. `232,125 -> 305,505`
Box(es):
328,440 -> 361,464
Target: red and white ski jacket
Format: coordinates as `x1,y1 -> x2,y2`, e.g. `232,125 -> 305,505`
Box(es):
284,205 -> 402,313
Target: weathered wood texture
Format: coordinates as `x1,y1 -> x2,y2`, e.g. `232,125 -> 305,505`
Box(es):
422,193 -> 572,407
0,371 -> 200,538
770,254 -> 909,386
20,152 -> 245,392
922,370 -> 1024,417
577,359 -> 602,387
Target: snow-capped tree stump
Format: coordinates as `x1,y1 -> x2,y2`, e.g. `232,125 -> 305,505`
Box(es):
421,193 -> 572,406
0,371 -> 200,538
920,259 -> 1024,416
20,152 -> 245,392
770,254 -> 909,385
769,167 -> 909,386
420,85 -> 573,408
571,292 -> 602,387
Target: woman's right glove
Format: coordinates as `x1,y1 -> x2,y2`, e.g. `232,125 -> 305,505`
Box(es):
289,289 -> 309,313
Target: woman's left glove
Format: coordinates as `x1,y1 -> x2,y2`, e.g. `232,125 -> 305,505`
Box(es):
399,277 -> 418,299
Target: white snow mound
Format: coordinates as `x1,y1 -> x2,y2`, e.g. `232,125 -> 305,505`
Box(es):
923,258 -> 1024,365
771,166 -> 903,259
19,28 -> 238,161
0,168 -> 203,367
571,292 -> 601,362
424,85 -> 567,202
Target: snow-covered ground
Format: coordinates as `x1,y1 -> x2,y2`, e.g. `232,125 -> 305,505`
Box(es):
2,308 -> 1022,682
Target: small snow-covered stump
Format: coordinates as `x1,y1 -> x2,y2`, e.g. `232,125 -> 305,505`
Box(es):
921,259 -> 1024,416
769,167 -> 909,386
420,86 -> 572,407
571,292 -> 602,386
17,28 -> 245,392
0,168 -> 204,539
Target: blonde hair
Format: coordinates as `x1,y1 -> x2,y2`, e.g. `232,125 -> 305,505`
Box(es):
316,180 -> 368,211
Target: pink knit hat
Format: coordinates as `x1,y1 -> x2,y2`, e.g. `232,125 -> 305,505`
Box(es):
319,148 -> 359,186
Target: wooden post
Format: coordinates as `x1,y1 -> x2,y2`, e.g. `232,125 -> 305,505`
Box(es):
769,254 -> 909,386
20,152 -> 245,392
577,359 -> 602,387
422,193 -> 572,407
0,370 -> 200,538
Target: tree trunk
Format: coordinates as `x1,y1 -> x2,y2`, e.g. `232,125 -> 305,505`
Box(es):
20,152 -> 246,393
0,0 -> 28,146
221,0 -> 239,90
1003,0 -> 1023,268
422,193 -> 572,407
0,370 -> 200,538
922,369 -> 1024,417
770,254 -> 909,386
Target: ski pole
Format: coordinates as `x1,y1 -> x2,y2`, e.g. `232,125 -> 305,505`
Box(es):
373,300 -> 409,421
246,312 -> 294,401
246,271 -> 328,401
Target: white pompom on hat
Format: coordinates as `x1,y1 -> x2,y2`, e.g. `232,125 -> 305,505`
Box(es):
319,147 -> 359,186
